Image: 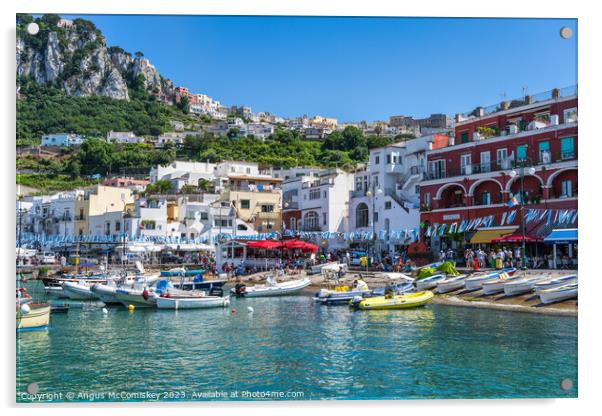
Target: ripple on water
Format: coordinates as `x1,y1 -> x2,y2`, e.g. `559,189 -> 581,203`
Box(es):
17,282 -> 577,401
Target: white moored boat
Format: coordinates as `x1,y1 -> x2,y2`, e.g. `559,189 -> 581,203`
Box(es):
436,275 -> 467,294
503,275 -> 548,296
62,281 -> 99,300
156,295 -> 230,309
538,282 -> 578,304
464,268 -> 517,291
231,277 -> 311,297
416,274 -> 446,291
114,287 -> 157,308
534,274 -> 577,295
481,272 -> 523,295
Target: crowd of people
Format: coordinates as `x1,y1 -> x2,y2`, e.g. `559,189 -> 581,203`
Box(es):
441,246 -> 577,270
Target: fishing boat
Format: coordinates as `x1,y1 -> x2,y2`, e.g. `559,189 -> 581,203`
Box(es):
436,275 -> 467,293
538,282 -> 578,304
16,302 -> 51,332
231,276 -> 311,297
351,291 -> 434,310
481,272 -> 523,295
464,268 -> 517,291
156,294 -> 230,309
503,275 -> 549,296
62,281 -> 99,301
415,273 -> 446,291
534,274 -> 577,295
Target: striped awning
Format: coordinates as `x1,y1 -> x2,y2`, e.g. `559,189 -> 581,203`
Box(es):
544,228 -> 578,244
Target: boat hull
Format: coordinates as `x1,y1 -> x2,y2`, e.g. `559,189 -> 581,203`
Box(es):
356,291 -> 434,310
156,296 -> 230,309
539,284 -> 578,304
503,277 -> 546,296
16,303 -> 51,332
481,276 -> 522,295
62,282 -> 99,300
90,284 -> 120,304
534,276 -> 577,295
231,278 -> 311,297
115,290 -> 157,308
436,277 -> 466,294
416,277 -> 445,291
314,289 -> 371,305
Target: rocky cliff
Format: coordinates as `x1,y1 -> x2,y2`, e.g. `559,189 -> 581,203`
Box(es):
16,15 -> 176,102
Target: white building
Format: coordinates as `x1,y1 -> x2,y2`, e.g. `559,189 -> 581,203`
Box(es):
243,123 -> 275,140
280,169 -> 353,250
106,131 -> 144,144
349,135 -> 434,252
24,191 -> 81,237
150,161 -> 217,191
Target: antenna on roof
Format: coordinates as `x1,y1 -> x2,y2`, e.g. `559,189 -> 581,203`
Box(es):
522,86 -> 529,97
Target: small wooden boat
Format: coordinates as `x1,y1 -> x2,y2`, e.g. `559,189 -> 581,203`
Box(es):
156,295 -> 230,309
436,275 -> 467,293
352,291 -> 434,310
231,277 -> 311,297
534,274 -> 577,295
503,275 -> 549,296
16,302 -> 51,332
464,268 -> 517,291
415,273 -> 446,291
481,272 -> 522,295
539,282 -> 578,304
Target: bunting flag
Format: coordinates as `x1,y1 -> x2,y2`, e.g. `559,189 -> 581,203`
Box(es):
500,212 -> 507,226
507,210 -> 518,224
439,223 -> 447,236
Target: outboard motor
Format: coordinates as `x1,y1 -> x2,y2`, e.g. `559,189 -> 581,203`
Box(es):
350,295 -> 363,309
234,283 -> 246,296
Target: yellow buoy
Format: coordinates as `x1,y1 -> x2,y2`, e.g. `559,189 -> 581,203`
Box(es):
128,304 -> 135,312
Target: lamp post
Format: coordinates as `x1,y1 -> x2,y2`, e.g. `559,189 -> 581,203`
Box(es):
508,160 -> 536,269
365,182 -> 383,266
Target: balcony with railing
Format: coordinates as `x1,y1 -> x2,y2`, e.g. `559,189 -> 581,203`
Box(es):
426,152 -> 576,181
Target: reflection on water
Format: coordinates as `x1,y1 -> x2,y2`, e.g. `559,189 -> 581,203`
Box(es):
16,282 -> 577,401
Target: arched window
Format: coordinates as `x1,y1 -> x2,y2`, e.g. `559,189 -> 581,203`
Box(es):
303,211 -> 319,231
356,203 -> 369,228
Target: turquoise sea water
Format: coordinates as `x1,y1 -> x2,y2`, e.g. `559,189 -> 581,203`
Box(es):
16,283 -> 577,402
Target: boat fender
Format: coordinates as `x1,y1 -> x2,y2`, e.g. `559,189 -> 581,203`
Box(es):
20,304 -> 31,314
231,308 -> 237,316
142,289 -> 149,301
102,308 -> 108,314
247,306 -> 254,313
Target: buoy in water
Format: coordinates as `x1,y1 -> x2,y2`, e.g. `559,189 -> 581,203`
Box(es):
247,306 -> 254,313
128,304 -> 135,312
231,308 -> 237,315
102,308 -> 108,314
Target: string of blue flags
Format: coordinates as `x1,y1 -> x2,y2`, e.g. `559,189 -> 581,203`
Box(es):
424,207 -> 577,238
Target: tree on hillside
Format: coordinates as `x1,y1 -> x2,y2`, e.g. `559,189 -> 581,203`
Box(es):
135,51 -> 144,58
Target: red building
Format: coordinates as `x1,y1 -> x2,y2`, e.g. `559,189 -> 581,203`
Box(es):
420,86 -> 577,253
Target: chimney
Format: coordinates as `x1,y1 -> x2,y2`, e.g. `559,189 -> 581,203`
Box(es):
525,95 -> 533,104
500,101 -> 510,110
552,88 -> 560,99
475,107 -> 484,117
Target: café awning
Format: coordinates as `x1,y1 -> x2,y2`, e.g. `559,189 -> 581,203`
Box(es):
491,233 -> 543,244
544,228 -> 578,245
470,227 -> 517,244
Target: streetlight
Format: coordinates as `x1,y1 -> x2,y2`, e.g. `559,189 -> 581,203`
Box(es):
508,162 -> 536,269
365,183 -> 383,266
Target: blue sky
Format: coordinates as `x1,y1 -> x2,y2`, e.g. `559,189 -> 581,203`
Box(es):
63,15 -> 577,122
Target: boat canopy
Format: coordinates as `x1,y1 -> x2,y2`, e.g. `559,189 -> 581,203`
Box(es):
470,227 -> 517,244
544,228 -> 578,245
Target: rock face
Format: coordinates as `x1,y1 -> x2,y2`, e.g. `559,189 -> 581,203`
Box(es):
16,18 -> 176,102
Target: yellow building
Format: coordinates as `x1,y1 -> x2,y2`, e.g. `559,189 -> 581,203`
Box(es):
74,185 -> 134,236
222,175 -> 283,232
310,115 -> 338,129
